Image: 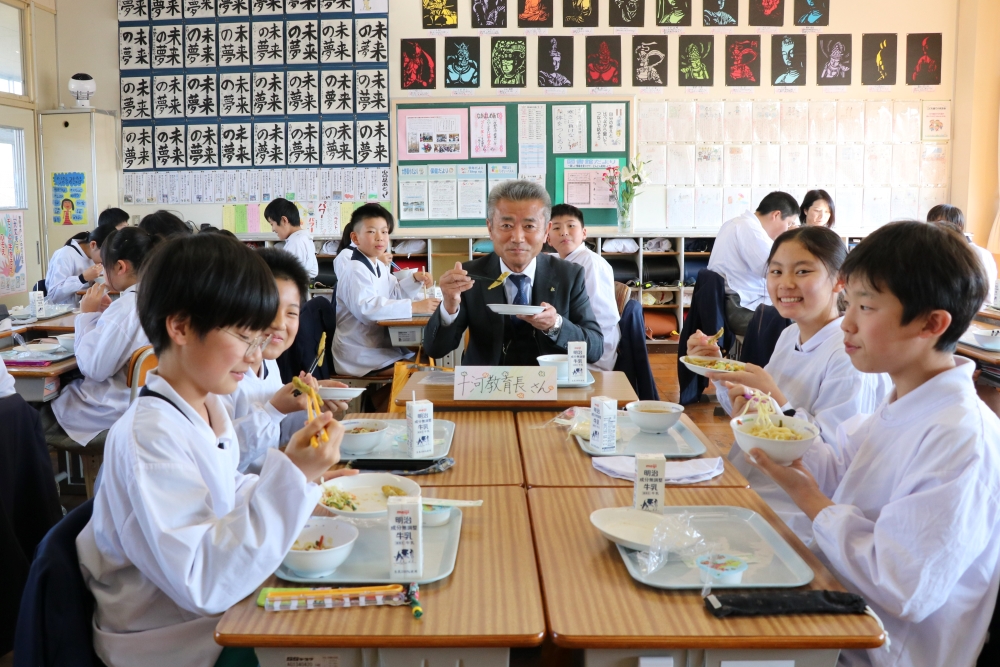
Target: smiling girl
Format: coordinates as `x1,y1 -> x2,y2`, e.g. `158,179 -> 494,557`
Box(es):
688,225 -> 889,541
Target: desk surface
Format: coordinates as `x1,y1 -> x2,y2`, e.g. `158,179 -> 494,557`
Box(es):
1,312 -> 78,340
376,315 -> 431,327
340,411 -> 523,487
395,371 -> 639,410
516,412 -> 749,489
529,486 -> 885,650
7,357 -> 78,378
215,486 -> 546,649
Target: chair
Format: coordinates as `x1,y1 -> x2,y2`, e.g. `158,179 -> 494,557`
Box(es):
613,281 -> 630,316
614,300 -> 660,401
14,498 -> 106,667
48,346 -> 156,500
677,269 -> 735,405
739,305 -> 792,368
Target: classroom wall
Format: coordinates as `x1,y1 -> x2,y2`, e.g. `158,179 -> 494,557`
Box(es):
45,0 -> 999,241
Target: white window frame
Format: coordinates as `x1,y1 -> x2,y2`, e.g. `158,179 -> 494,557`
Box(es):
0,0 -> 32,107
0,124 -> 28,209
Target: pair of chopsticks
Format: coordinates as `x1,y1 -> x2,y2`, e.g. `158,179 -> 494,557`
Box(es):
466,272 -> 511,289
291,376 -> 329,448
670,327 -> 723,342
307,332 -> 327,375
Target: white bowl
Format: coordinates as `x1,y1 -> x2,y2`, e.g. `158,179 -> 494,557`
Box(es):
14,343 -> 61,354
319,473 -> 421,519
340,419 -> 390,455
680,356 -> 745,378
730,413 -> 820,466
56,333 -> 75,352
317,386 -> 366,401
974,330 -> 1000,350
281,517 -> 359,578
625,400 -> 684,433
422,504 -> 453,527
590,507 -> 664,551
536,354 -> 569,381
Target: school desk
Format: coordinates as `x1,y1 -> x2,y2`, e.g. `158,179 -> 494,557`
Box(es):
957,320 -> 1000,367
337,411 -> 523,487
976,307 -> 1000,328
214,486 -> 545,667
0,312 -> 77,341
394,370 -> 639,410
7,357 -> 78,402
375,314 -> 431,347
529,486 -> 885,666
515,412 -> 750,489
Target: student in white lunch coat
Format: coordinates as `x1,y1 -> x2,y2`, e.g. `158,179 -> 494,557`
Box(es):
927,204 -> 997,306
689,226 -> 890,543
0,356 -> 15,399
333,204 -> 439,377
749,222 -> 1000,667
547,203 -> 620,371
266,198 -> 319,280
44,211 -> 127,305
44,227 -> 159,446
707,191 -> 800,336
76,233 -> 349,667
224,246 -> 353,473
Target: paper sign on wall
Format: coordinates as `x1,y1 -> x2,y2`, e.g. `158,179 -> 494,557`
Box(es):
0,210 -> 26,296
51,172 -> 88,226
454,367 -> 557,401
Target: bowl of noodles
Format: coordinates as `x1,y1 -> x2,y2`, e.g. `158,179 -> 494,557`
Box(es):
730,409 -> 820,466
339,420 -> 390,455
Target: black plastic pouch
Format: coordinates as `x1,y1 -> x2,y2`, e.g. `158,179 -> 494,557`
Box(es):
704,590 -> 868,619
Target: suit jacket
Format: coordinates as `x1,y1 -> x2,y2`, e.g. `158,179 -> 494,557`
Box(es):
423,252 -> 604,365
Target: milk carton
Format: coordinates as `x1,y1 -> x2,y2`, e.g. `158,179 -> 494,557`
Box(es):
590,396 -> 618,454
567,341 -> 587,384
633,453 -> 666,514
388,496 -> 423,579
28,291 -> 44,317
406,399 -> 435,458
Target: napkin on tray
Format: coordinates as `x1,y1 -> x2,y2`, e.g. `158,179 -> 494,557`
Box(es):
593,456 -> 724,485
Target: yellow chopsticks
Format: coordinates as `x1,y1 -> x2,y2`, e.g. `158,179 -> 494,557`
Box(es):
292,376 -> 329,448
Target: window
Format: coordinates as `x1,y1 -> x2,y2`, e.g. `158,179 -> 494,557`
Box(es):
0,3 -> 23,96
0,126 -> 27,209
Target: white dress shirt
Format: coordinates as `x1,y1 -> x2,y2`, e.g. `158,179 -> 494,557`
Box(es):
281,228 -> 319,279
0,357 -> 15,399
219,358 -> 285,474
560,245 -> 620,371
332,249 -> 422,376
707,210 -> 773,310
972,243 -> 997,306
46,239 -> 93,305
77,372 -> 321,667
52,285 -> 150,445
803,357 -> 1000,667
438,257 -> 538,326
715,318 -> 891,542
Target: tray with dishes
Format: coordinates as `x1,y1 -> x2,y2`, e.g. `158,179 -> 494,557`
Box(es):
1,344 -> 75,366
337,419 -> 455,461
570,402 -> 705,458
591,506 -> 814,590
8,304 -> 74,321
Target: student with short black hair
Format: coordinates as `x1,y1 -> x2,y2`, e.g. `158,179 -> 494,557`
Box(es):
265,198 -> 318,279
707,191 -> 800,336
137,210 -> 192,240
927,203 -> 997,306
548,203 -> 620,371
45,227 -> 160,447
77,233 -> 345,667
749,220 -> 1000,667
333,204 -> 437,377
98,207 -> 130,229
44,219 -> 124,305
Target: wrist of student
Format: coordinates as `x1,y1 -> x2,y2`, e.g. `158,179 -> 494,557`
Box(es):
801,494 -> 836,522
78,274 -> 87,284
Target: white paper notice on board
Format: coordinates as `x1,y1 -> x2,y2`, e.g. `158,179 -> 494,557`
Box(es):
891,144 -> 921,187
865,100 -> 893,144
922,101 -> 951,141
837,99 -> 865,143
724,145 -> 752,187
752,100 -> 780,144
470,106 -> 507,158
752,144 -> 780,187
780,101 -> 809,143
488,163 -> 519,193
641,143 -> 667,185
457,164 -> 487,219
920,143 -> 949,187
518,104 -> 547,175
695,145 -> 723,187
780,144 -> 809,187
808,144 -> 837,187
638,101 -> 666,143
564,169 -> 616,209
694,188 -> 723,230
666,187 -> 694,228
667,144 -> 695,186
667,101 -> 696,143
427,164 -> 458,220
695,101 -> 724,143
809,100 -> 837,143
724,100 -> 752,143
837,144 -> 865,187
553,105 -> 587,154
591,103 -> 626,152
398,165 -> 428,221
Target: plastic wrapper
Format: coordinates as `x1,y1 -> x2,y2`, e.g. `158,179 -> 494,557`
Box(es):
537,406 -> 637,442
635,511 -> 725,596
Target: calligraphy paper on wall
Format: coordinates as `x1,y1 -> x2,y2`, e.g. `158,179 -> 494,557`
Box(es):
286,70 -> 320,115
186,124 -> 220,168
287,122 -> 322,166
287,20 -> 320,64
185,24 -> 217,68
321,19 -> 353,63
355,69 -> 388,113
322,120 -> 356,165
153,75 -> 185,118
255,122 -> 287,167
252,71 -> 285,115
154,125 -> 186,169
219,73 -> 252,116
121,77 -> 152,121
220,123 -> 253,167
218,22 -> 251,67
185,74 -> 217,118
321,70 -> 354,115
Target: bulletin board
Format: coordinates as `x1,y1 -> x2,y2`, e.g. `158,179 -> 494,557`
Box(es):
393,98 -> 631,228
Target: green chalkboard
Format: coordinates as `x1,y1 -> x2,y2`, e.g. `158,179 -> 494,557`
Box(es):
395,99 -> 630,228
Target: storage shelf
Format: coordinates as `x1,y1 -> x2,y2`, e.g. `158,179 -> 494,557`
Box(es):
643,251 -> 679,256
684,252 -> 711,256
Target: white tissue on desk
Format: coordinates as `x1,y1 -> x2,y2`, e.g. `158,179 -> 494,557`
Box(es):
593,456 -> 724,485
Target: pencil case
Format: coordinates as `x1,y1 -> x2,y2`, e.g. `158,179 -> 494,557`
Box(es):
704,590 -> 868,618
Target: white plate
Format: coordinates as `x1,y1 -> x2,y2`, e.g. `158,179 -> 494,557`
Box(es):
558,370 -> 595,388
487,303 -> 545,316
318,386 -> 366,400
319,473 -> 421,519
276,509 -> 462,585
14,343 -> 61,354
680,356 -> 745,377
590,507 -> 664,551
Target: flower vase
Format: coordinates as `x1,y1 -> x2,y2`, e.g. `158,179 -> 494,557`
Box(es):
616,200 -> 632,231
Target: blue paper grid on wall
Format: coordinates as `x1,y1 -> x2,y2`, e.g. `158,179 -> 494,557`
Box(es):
118,0 -> 390,171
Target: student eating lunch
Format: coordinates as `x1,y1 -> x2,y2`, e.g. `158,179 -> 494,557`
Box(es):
423,179 -> 603,366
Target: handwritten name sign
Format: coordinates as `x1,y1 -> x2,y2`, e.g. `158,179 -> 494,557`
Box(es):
453,366 -> 557,401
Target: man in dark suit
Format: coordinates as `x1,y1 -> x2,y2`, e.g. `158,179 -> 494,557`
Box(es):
423,179 -> 604,365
